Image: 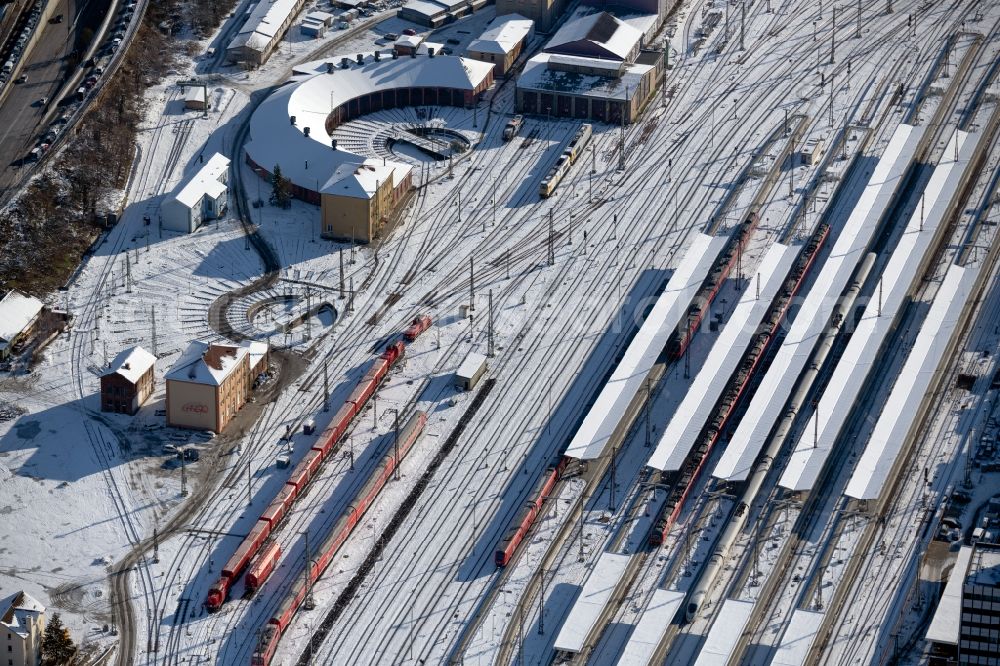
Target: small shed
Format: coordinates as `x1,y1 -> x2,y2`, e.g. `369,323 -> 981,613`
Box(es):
0,291 -> 44,359
184,86 -> 209,111
455,352 -> 487,391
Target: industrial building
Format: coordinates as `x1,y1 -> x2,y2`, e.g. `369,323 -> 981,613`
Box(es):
241,340 -> 271,383
300,12 -> 333,38
1,591 -> 45,666
320,160 -> 413,243
467,14 -> 534,75
0,290 -> 43,360
227,0 -> 309,67
927,542 -> 1000,665
165,341 -> 251,432
398,0 -> 483,28
161,153 -> 230,233
245,53 -> 493,242
496,0 -> 563,32
101,346 -> 156,415
515,10 -> 661,123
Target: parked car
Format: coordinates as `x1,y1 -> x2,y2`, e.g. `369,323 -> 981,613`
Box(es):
402,27 -> 417,35
16,73 -> 27,83
48,14 -> 63,23
162,444 -> 179,455
182,448 -> 200,462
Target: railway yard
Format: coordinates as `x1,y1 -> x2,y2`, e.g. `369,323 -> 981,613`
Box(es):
1,0 -> 1000,665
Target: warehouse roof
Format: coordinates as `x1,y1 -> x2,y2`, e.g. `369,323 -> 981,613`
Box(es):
565,233 -> 727,460
518,53 -> 652,102
171,153 -> 230,209
246,54 -> 492,194
712,123 -> 921,482
545,11 -> 642,61
166,341 -> 248,386
846,263 -> 972,500
779,129 -> 970,492
104,346 -> 156,384
399,0 -> 447,19
229,0 -> 302,51
648,242 -> 796,471
468,14 -> 533,55
0,290 -> 43,350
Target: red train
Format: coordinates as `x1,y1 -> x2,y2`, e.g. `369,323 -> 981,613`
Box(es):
649,225 -> 829,545
206,328 -> 424,612
251,411 -> 428,666
403,315 -> 432,342
245,542 -> 282,593
669,211 -> 761,361
494,459 -> 567,566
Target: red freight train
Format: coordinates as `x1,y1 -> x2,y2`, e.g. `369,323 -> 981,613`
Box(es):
669,211 -> 761,361
251,411 -> 428,666
206,322 -> 428,612
494,458 -> 567,566
403,315 -> 432,342
649,224 -> 830,545
245,542 -> 282,593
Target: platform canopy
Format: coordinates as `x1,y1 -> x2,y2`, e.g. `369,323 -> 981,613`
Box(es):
564,233 -> 728,461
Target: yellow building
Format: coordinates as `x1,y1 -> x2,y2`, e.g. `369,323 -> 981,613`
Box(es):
165,342 -> 251,433
467,14 -> 534,76
320,160 -> 413,243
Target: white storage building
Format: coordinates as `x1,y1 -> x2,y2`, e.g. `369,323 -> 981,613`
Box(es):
161,153 -> 231,233
0,290 -> 44,359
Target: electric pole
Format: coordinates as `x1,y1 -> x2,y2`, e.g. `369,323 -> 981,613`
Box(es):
150,306 -> 157,356
488,290 -> 494,358
548,210 -> 555,265
470,256 -> 475,310
323,360 -> 329,412
339,249 -> 345,297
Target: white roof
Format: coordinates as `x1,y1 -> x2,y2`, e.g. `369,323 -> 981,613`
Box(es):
103,346 -> 156,383
171,153 -> 230,209
457,352 -> 487,380
394,34 -> 424,48
926,546 -> 974,645
468,14 -> 533,55
229,0 -> 302,51
712,123 -> 922,482
518,52 -> 651,102
772,610 -> 824,665
246,54 -> 492,194
306,10 -> 333,20
693,599 -> 754,665
553,553 -> 631,653
565,233 -> 728,460
240,340 -> 269,370
1,591 -> 44,639
165,341 -> 248,386
323,161 -> 396,198
845,262 -> 973,499
780,129 -> 972,491
0,290 -> 43,346
400,0 -> 446,17
648,242 -> 797,471
184,86 -> 205,103
615,589 -> 685,665
545,11 -> 642,61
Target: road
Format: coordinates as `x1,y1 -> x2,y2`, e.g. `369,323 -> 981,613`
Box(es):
0,0 -> 79,195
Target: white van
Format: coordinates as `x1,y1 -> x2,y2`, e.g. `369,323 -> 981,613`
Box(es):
2,60 -> 12,74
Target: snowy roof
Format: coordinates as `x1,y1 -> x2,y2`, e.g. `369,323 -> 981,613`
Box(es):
229,0 -> 302,51
246,54 -> 492,193
400,0 -> 446,18
926,546 -> 974,645
171,153 -> 230,209
322,161 -> 396,198
468,14 -> 533,55
457,352 -> 487,380
553,553 -> 631,653
545,11 -> 642,61
165,341 -> 248,386
184,87 -> 205,103
772,610 -> 824,665
394,34 -> 424,48
779,130 -> 971,492
648,242 -> 796,471
517,53 -> 652,102
712,123 -> 921,482
565,233 -> 728,460
239,340 -> 269,370
694,599 -> 754,665
845,263 -> 973,500
0,290 -> 43,347
306,10 -> 333,21
103,346 -> 156,383
615,589 -> 685,665
1,591 -> 44,639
